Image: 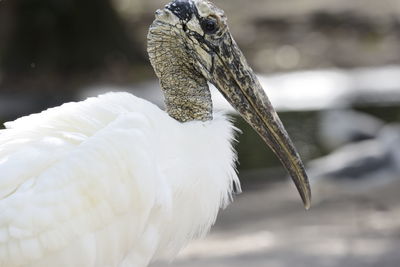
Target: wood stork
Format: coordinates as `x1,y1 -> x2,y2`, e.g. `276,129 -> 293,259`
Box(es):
0,0 -> 311,266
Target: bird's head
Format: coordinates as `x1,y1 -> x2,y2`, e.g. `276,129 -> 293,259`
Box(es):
148,0 -> 311,209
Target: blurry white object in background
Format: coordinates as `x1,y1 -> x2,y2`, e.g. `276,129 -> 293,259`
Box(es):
318,109 -> 384,151
211,65 -> 400,112
308,123 -> 400,185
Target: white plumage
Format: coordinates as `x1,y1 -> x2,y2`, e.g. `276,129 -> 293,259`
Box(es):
0,93 -> 239,266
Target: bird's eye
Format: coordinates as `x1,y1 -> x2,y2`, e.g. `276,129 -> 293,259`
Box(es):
201,18 -> 218,34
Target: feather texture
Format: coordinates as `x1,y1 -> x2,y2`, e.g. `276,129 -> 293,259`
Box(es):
0,92 -> 240,267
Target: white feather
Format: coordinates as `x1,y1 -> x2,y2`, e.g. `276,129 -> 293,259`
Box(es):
0,92 -> 240,267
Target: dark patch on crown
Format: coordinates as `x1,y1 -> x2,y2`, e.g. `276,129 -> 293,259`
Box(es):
166,0 -> 196,21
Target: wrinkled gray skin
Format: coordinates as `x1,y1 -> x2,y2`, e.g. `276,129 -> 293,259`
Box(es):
147,0 -> 311,208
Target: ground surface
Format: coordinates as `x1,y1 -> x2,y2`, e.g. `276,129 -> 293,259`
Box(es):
151,176 -> 400,267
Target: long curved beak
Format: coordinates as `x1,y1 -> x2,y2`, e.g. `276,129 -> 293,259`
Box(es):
211,33 -> 311,209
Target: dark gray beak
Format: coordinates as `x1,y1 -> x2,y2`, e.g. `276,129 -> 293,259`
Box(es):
211,32 -> 311,209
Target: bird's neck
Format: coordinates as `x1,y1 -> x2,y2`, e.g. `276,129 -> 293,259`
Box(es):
147,24 -> 213,123
160,68 -> 213,122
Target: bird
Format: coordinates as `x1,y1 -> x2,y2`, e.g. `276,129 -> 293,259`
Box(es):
0,0 -> 311,266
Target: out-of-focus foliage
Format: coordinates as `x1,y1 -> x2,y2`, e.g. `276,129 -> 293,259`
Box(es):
0,0 -> 146,98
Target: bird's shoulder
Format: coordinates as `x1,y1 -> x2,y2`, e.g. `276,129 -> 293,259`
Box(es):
0,92 -> 165,196
4,92 -> 163,133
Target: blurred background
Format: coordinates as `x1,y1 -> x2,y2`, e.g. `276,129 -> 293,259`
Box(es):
1,0 -> 400,266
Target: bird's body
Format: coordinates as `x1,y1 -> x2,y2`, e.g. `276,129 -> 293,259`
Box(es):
0,0 -> 311,266
0,93 -> 239,266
